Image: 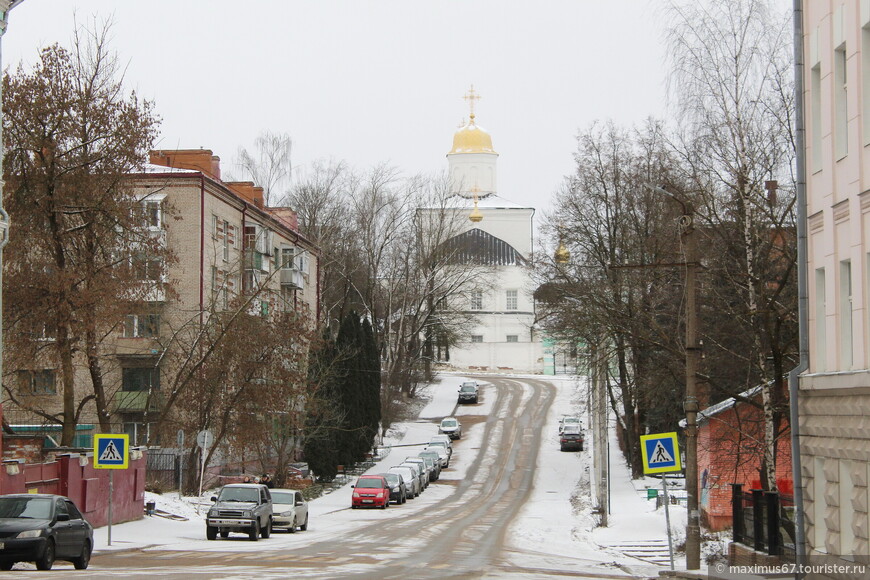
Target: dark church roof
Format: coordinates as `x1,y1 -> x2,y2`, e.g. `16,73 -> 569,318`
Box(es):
439,228 -> 527,266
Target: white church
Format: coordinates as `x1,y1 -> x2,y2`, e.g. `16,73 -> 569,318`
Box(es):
432,87 -> 545,373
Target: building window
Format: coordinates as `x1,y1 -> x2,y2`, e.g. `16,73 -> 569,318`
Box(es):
506,290 -> 518,310
471,335 -> 483,343
222,220 -> 231,262
470,291 -> 483,310
123,314 -> 160,338
132,254 -> 163,281
863,23 -> 870,145
506,335 -> 518,343
281,247 -> 296,269
835,41 -> 848,159
18,370 -> 56,396
138,200 -> 162,229
840,260 -> 852,368
122,367 -> 160,392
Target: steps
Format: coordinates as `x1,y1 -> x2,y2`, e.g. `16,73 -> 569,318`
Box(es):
601,539 -> 673,566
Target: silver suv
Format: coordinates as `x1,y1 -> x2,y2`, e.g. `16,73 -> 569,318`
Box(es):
206,483 -> 273,541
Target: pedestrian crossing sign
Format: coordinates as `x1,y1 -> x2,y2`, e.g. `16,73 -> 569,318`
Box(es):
640,432 -> 682,474
94,434 -> 129,469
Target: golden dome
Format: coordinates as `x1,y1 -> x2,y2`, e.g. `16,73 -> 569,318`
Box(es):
449,116 -> 496,154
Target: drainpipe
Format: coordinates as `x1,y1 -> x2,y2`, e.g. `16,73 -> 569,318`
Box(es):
788,0 -> 807,574
199,175 -> 206,323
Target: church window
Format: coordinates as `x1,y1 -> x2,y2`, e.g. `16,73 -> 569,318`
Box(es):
471,335 -> 483,343
470,291 -> 483,310
506,290 -> 518,310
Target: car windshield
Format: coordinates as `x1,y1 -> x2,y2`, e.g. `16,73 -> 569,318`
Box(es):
270,491 -> 295,504
218,487 -> 259,502
0,497 -> 53,519
460,385 -> 476,392
563,418 -> 580,425
442,420 -> 457,427
563,425 -> 581,434
356,478 -> 383,489
428,441 -> 447,448
382,473 -> 400,485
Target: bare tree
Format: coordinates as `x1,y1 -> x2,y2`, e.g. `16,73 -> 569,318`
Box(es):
665,0 -> 797,491
233,131 -> 293,206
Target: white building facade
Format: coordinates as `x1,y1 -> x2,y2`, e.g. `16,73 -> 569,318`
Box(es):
432,91 -> 543,373
801,1 -> 870,567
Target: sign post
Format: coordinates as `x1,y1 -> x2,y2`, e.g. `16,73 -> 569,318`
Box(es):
93,434 -> 130,547
177,430 -> 185,495
640,432 -> 682,570
196,430 -> 213,514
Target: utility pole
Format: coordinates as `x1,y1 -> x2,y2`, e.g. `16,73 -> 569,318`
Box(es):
642,184 -> 701,570
681,204 -> 701,570
590,338 -> 609,526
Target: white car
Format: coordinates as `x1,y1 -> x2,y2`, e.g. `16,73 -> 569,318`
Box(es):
429,434 -> 453,455
403,457 -> 434,484
423,443 -> 450,468
389,466 -> 421,498
558,416 -> 582,435
439,417 -> 462,439
269,488 -> 309,533
400,462 -> 428,490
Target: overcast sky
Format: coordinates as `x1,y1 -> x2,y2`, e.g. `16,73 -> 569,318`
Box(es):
3,0 -> 670,216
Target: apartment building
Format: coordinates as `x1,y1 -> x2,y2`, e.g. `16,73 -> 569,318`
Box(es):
5,149 -> 319,447
801,1 -> 870,566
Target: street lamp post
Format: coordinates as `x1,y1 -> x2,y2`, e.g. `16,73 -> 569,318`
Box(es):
647,184 -> 702,570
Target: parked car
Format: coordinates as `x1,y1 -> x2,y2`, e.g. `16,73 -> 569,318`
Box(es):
351,475 -> 391,509
458,381 -> 479,404
379,472 -> 407,504
425,441 -> 451,467
0,494 -> 93,571
270,489 -> 308,533
429,433 -> 453,451
560,424 -> 584,451
402,457 -> 434,485
400,462 -> 428,491
206,483 -> 273,541
558,416 -> 582,435
416,452 -> 441,480
388,466 -> 421,499
439,417 -> 462,439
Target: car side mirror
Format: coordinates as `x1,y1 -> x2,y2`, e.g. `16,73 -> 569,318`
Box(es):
56,513 -> 70,522
296,500 -> 304,506
350,485 -> 355,488
211,496 -> 217,502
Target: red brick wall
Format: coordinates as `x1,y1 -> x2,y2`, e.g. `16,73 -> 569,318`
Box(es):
697,395 -> 793,531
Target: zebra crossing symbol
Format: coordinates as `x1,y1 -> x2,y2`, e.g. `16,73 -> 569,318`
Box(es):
640,432 -> 682,475
94,434 -> 129,469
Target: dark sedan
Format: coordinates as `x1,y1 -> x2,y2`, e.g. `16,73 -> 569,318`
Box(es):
0,494 -> 93,570
379,472 -> 407,504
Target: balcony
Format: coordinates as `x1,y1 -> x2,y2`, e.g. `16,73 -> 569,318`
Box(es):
112,391 -> 164,413
280,268 -> 303,289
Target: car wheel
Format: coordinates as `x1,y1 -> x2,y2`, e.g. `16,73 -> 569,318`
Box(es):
206,525 -> 217,540
35,539 -> 55,570
351,504 -> 357,509
0,562 -> 15,571
261,517 -> 271,538
382,499 -> 388,509
72,540 -> 91,570
249,520 -> 260,541
220,529 -> 230,538
300,514 -> 309,531
289,517 -> 297,533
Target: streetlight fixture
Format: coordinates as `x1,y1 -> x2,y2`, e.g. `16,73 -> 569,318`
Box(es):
646,183 -> 702,570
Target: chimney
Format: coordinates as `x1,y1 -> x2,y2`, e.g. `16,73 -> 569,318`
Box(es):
149,149 -> 221,180
269,208 -> 299,232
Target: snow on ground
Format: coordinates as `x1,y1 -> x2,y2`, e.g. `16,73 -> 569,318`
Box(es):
88,372 -> 699,578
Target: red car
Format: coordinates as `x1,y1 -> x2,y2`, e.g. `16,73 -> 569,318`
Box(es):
351,475 -> 390,509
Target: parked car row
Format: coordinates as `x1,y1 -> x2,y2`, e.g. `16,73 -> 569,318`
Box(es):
205,483 -> 309,541
351,436 -> 454,509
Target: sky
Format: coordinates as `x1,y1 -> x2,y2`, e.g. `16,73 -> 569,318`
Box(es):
1,0 -> 670,218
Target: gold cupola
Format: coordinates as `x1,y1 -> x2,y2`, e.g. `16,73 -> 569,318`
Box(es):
449,117 -> 496,154
449,85 -> 496,155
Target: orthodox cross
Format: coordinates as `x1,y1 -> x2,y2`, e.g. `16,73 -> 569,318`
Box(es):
463,85 -> 481,122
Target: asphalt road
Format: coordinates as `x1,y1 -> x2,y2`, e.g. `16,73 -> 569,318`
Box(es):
20,376 -> 623,579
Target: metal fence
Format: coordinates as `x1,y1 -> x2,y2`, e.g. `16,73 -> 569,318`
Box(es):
731,483 -> 796,561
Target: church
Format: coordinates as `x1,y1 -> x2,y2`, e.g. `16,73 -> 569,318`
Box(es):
431,87 -> 544,373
